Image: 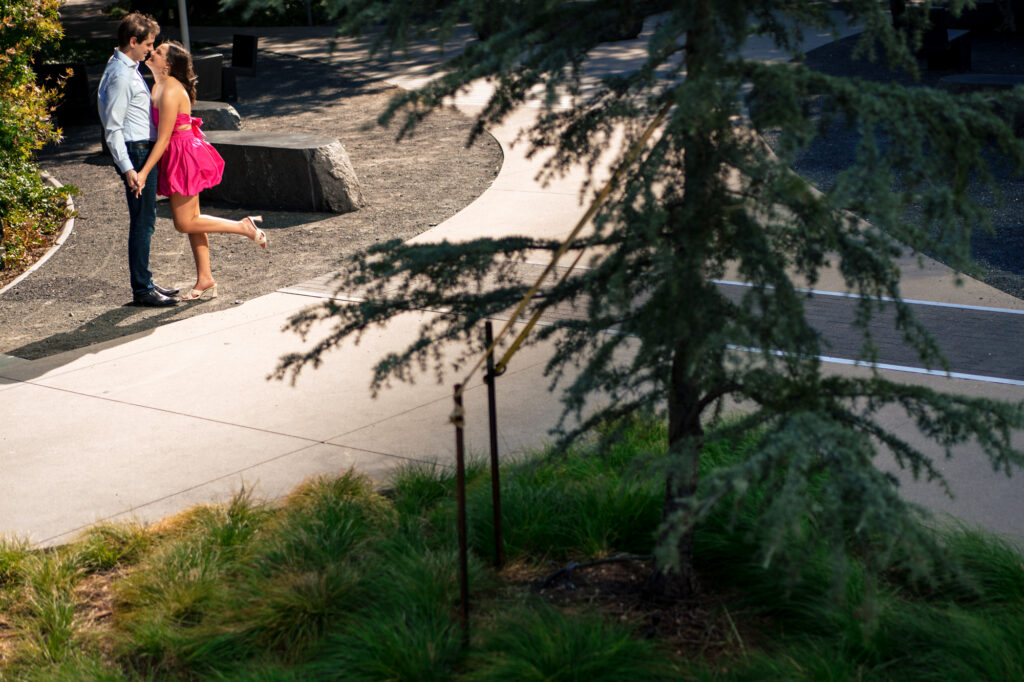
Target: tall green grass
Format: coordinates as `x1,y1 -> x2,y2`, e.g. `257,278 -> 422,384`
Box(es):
389,415 -> 668,564
465,602 -> 676,681
0,414 -> 1021,681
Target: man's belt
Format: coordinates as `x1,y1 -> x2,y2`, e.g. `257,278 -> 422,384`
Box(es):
126,140 -> 153,150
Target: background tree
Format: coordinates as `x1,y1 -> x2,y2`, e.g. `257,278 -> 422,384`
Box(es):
265,0 -> 1024,598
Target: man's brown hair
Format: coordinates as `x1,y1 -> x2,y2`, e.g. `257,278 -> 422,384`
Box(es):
117,12 -> 159,50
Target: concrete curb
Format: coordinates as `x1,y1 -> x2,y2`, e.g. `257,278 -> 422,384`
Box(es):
0,171 -> 76,297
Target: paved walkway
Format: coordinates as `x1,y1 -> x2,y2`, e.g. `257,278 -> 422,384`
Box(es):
2,8 -> 1023,548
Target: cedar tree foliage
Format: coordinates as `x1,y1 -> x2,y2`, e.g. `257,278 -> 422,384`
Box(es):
267,0 -> 1024,597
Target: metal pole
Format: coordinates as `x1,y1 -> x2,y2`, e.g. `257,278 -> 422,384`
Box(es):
453,384 -> 470,645
484,322 -> 505,569
176,0 -> 191,52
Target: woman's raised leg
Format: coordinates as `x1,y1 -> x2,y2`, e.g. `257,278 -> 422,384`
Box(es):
170,193 -> 264,244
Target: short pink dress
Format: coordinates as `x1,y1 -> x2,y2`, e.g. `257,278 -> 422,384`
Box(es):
154,108 -> 225,197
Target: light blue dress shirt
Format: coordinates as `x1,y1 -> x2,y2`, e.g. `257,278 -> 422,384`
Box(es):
97,49 -> 157,174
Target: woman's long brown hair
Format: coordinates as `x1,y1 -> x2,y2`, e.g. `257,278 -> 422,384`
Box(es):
163,40 -> 198,104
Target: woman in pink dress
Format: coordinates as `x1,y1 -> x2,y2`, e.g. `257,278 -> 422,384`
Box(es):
135,41 -> 266,301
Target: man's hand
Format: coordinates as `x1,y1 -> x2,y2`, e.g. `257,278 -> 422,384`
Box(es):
126,169 -> 143,197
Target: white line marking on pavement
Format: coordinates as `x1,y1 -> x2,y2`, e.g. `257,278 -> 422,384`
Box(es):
279,283 -> 1024,388
712,279 -> 1024,316
520,260 -> 1024,316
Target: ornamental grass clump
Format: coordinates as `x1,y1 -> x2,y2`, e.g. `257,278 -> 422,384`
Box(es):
0,422 -> 1022,680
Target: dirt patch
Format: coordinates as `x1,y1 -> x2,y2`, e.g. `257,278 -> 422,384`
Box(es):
513,558 -> 762,665
0,52 -> 502,360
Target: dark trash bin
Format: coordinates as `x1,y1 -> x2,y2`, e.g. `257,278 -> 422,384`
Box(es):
232,34 -> 258,72
192,52 -> 223,101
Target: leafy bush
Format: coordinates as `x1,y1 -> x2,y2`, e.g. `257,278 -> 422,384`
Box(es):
0,0 -> 76,274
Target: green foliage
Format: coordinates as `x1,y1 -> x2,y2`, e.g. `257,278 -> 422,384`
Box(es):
0,432 -> 1022,680
73,523 -> 152,572
134,0 -> 335,27
467,451 -> 663,560
307,598 -> 463,681
0,166 -> 74,271
2,653 -> 134,682
394,418 -> 665,563
3,549 -> 84,668
236,563 -> 364,657
465,602 -> 676,682
0,0 -> 62,162
0,536 -> 31,587
33,35 -> 115,65
268,0 -> 1024,597
0,0 -> 76,272
387,459 -> 473,518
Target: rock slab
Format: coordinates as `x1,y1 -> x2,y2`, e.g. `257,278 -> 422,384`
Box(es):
192,101 -> 242,130
202,131 -> 364,213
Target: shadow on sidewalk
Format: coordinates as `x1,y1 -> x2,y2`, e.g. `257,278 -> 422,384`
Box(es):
1,303 -> 194,379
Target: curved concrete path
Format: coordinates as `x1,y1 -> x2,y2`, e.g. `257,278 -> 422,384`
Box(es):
2,9 -> 1023,548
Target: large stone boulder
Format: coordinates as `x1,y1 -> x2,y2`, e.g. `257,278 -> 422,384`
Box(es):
202,131 -> 364,213
193,101 -> 242,130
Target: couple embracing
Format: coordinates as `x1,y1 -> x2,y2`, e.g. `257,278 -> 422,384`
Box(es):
98,12 -> 266,307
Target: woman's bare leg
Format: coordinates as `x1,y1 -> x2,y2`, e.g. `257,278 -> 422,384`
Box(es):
188,232 -> 214,292
169,193 -> 260,240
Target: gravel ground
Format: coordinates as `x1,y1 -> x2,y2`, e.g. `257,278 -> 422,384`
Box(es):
0,53 -> 502,359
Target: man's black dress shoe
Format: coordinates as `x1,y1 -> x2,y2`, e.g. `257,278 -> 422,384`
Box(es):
133,289 -> 177,307
154,283 -> 180,297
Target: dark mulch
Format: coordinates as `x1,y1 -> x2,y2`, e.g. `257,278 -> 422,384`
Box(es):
513,558 -> 762,663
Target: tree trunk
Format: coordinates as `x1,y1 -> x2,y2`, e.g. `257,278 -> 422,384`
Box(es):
644,0 -> 715,602
646,343 -> 704,600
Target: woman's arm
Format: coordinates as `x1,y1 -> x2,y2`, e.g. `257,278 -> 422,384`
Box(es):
134,85 -> 179,194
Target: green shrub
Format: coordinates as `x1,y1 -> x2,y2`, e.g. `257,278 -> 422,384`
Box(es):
0,0 -> 76,273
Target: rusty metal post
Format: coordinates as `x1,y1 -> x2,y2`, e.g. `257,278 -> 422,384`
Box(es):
453,384 -> 470,645
484,322 -> 505,569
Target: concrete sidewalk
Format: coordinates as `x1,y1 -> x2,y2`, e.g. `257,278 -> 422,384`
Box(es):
2,10 -> 1023,548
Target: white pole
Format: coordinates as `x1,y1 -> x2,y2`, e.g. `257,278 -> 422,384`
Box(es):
177,0 -> 191,51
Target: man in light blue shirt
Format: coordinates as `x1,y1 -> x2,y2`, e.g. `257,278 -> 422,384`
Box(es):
97,12 -> 178,306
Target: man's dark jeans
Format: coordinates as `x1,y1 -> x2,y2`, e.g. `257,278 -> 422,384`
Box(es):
120,145 -> 159,296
